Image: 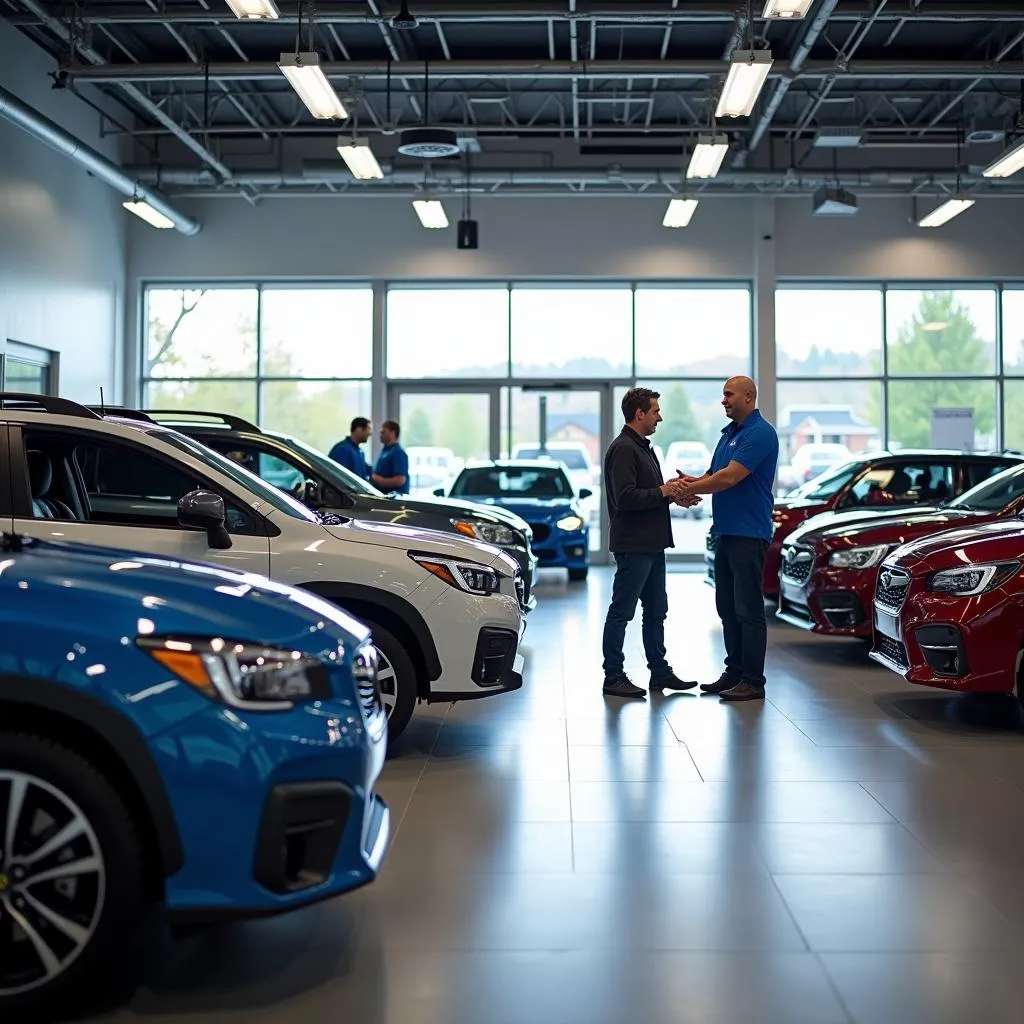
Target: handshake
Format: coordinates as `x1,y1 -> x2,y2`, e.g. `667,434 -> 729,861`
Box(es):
661,472 -> 703,509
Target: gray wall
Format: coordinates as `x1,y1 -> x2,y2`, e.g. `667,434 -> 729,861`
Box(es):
0,19 -> 126,402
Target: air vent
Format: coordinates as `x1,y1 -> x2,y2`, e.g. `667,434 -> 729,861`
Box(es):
396,127 -> 461,159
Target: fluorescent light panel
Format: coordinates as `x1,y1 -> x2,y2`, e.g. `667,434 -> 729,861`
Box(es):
982,137 -> 1024,178
662,198 -> 699,228
686,134 -> 729,179
337,136 -> 384,180
225,0 -> 279,18
762,0 -> 813,17
716,50 -> 773,119
917,197 -> 975,228
122,200 -> 175,230
278,52 -> 348,120
413,199 -> 449,229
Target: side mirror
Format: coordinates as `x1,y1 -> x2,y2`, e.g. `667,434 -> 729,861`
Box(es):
433,487 -> 445,497
303,479 -> 323,506
177,489 -> 232,549
579,488 -> 593,500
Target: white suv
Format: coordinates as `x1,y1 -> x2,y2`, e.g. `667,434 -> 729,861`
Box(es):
1,397 -> 526,741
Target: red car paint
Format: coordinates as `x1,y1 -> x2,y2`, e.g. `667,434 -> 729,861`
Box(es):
775,462 -> 1024,638
703,451 -> 1019,597
869,519 -> 1024,697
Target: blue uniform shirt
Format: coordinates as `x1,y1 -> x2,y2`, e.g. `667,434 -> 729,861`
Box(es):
328,437 -> 370,480
709,409 -> 779,540
374,443 -> 410,495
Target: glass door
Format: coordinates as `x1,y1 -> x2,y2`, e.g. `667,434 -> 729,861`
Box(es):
386,386 -> 500,497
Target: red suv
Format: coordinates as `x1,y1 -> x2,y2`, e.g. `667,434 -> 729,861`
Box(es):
869,519 -> 1024,702
775,459 -> 1024,637
704,451 -> 1018,597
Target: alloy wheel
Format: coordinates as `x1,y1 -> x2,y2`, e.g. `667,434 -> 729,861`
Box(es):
0,771 -> 105,997
374,648 -> 398,719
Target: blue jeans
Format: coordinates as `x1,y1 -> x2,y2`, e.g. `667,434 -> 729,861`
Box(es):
602,552 -> 670,679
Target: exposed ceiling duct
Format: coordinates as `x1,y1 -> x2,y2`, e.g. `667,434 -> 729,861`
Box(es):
0,85 -> 200,235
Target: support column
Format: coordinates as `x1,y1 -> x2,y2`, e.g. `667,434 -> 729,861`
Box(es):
753,197 -> 777,426
370,280 -> 387,465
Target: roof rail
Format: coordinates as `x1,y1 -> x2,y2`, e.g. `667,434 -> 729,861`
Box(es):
141,409 -> 261,433
85,405 -> 155,423
0,393 -> 100,419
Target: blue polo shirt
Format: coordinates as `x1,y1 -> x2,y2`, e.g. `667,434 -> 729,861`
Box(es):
328,437 -> 371,480
709,409 -> 779,540
374,443 -> 410,495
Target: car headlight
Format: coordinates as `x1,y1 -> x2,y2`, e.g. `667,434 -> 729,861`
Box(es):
451,519 -> 520,547
828,545 -> 890,569
556,515 -> 586,532
927,561 -> 1020,596
137,635 -> 331,709
410,552 -> 501,595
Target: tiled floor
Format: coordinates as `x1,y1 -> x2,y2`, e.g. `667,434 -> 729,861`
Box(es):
89,568 -> 1024,1024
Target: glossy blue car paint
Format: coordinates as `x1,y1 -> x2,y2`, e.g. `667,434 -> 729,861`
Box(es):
484,497 -> 590,572
0,537 -> 389,918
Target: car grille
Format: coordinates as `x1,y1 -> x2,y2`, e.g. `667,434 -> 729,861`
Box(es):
705,533 -> 717,554
357,676 -> 383,718
529,523 -> 551,543
875,633 -> 909,670
781,546 -> 814,583
514,572 -> 525,609
875,566 -> 912,612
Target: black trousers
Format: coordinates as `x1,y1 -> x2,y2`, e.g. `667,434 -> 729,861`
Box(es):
713,535 -> 770,687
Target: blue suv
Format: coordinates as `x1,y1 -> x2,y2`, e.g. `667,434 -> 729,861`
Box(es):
0,534 -> 389,1017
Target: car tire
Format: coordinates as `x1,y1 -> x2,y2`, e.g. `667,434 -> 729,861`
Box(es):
568,568 -> 589,582
0,732 -> 145,1019
363,623 -> 417,744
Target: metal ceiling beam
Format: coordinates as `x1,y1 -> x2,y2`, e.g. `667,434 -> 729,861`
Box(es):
16,0 -> 233,180
60,59 -> 1024,83
9,2 -> 1024,24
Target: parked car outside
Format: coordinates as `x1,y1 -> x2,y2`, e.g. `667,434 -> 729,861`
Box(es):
2,395 -> 526,743
442,460 -> 591,581
0,532 -> 388,1017
869,519 -> 1024,703
406,446 -> 462,497
777,442 -> 852,492
664,441 -> 712,519
704,449 -> 1023,596
776,460 -> 1024,637
140,410 -> 539,610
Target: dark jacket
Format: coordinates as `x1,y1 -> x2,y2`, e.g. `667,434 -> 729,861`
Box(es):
604,426 -> 674,553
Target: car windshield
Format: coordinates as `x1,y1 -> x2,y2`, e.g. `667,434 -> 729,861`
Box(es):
274,433 -> 383,497
451,466 -> 573,499
156,430 -> 321,523
787,461 -> 862,500
514,447 -> 589,470
950,464 -> 1024,512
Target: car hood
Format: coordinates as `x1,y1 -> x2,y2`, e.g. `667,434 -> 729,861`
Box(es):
459,496 -> 581,519
889,519 -> 1024,573
382,493 -> 530,532
1,537 -> 370,647
786,504 -> 977,547
774,496 -> 832,513
314,515 -> 510,568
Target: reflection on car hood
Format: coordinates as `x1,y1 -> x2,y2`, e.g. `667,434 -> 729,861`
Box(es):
789,504 -> 980,547
890,519 -> 1024,571
774,497 -> 830,512
381,493 -> 530,531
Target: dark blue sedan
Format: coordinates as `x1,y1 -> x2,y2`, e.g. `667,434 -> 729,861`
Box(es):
441,461 -> 591,581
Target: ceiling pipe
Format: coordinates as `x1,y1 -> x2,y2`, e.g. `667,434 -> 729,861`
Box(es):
0,85 -> 200,235
61,59 -> 1024,84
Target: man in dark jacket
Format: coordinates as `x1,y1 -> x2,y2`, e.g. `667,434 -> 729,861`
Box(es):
601,387 -> 700,699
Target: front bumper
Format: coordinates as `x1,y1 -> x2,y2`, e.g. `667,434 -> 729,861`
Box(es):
526,522 -> 589,569
777,563 -> 873,637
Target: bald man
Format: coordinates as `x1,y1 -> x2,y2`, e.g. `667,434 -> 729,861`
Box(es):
677,375 -> 779,702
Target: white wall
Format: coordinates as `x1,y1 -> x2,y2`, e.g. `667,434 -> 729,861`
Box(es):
0,19 -> 126,402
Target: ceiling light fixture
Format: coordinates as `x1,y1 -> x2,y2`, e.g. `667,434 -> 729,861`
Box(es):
123,199 -> 175,230
278,52 -> 348,120
982,137 -> 1024,179
716,50 -> 773,119
686,134 -> 729,179
225,0 -> 279,18
413,198 -> 449,229
762,0 -> 813,17
337,136 -> 383,179
917,197 -> 975,229
662,198 -> 699,228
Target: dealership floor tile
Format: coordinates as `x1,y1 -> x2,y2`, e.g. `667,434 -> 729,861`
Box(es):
85,568 -> 1024,1024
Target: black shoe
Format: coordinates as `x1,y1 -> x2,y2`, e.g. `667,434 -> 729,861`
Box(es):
719,681 -> 766,702
602,674 -> 647,699
699,674 -> 740,695
649,671 -> 698,692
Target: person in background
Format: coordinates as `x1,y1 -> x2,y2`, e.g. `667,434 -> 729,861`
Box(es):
676,375 -> 779,703
601,386 -> 702,700
372,420 -> 410,495
328,417 -> 372,480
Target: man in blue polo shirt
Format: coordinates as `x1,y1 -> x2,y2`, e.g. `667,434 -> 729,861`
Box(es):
328,416 -> 372,480
677,375 -> 779,702
372,419 -> 410,495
